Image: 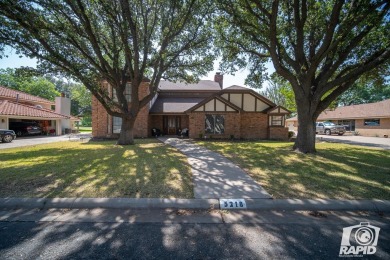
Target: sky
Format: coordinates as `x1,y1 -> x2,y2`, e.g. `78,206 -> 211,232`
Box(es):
0,47 -> 275,90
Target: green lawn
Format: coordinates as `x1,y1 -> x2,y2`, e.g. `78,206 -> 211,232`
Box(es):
197,141 -> 390,200
0,139 -> 193,198
77,126 -> 92,133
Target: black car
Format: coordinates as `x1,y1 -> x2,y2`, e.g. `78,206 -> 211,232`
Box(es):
0,129 -> 16,143
9,121 -> 42,136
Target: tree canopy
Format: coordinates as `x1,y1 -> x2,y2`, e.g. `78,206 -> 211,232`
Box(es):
0,67 -> 60,101
216,0 -> 390,153
261,73 -> 296,115
0,0 -> 216,144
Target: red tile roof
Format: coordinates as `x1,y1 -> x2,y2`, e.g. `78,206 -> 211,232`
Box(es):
0,100 -> 68,119
0,85 -> 55,105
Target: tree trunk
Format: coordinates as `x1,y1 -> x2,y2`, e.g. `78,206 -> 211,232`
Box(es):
293,102 -> 317,153
117,117 -> 135,145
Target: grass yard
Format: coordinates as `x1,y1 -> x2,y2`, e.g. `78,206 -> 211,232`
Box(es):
197,141 -> 390,200
0,139 -> 193,198
77,126 -> 92,133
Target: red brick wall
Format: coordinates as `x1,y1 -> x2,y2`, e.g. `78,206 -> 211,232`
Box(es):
189,112 -> 241,139
92,95 -> 109,138
356,118 -> 390,137
149,115 -> 163,134
240,113 -> 268,139
92,81 -> 150,138
180,115 -> 189,129
269,126 -> 289,140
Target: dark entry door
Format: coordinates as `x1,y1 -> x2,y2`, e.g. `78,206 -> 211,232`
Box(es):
163,116 -> 181,135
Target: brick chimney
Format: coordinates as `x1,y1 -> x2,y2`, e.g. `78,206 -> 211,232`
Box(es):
214,72 -> 223,89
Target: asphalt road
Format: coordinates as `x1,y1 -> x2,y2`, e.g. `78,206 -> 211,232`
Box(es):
0,209 -> 388,259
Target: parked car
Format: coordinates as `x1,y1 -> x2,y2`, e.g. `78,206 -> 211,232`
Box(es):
0,129 -> 16,143
316,121 -> 345,135
9,121 -> 42,136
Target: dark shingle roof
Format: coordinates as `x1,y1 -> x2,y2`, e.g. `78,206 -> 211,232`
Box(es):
158,80 -> 221,91
150,97 -> 204,114
318,99 -> 390,119
286,99 -> 390,121
224,85 -> 250,90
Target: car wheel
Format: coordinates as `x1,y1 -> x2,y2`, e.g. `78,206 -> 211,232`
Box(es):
338,133 -> 344,136
2,134 -> 13,143
16,131 -> 23,136
325,129 -> 331,135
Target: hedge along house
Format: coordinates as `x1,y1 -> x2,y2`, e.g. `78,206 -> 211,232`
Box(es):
0,85 -> 80,135
286,99 -> 390,137
92,73 -> 291,140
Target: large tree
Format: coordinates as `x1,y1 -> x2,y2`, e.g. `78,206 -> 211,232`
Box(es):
216,0 -> 390,153
0,0 -> 215,144
336,64 -> 390,106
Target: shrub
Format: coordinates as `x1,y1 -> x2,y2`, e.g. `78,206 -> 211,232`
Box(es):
288,131 -> 295,138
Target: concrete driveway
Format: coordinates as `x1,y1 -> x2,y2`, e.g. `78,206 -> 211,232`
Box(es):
0,134 -> 91,149
316,134 -> 390,149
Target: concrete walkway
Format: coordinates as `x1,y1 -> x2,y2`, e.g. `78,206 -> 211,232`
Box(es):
316,135 -> 390,149
159,137 -> 271,199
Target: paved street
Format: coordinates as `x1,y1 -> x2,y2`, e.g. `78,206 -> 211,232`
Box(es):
0,208 -> 388,259
0,134 -> 91,149
316,134 -> 390,149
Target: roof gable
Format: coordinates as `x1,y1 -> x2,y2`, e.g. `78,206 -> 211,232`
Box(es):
187,95 -> 241,113
219,88 -> 275,112
267,106 -> 291,114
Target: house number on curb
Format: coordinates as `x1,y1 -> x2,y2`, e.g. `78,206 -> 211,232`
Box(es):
220,199 -> 247,209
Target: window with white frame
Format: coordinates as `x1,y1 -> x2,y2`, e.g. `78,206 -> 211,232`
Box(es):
113,117 -> 122,133
205,115 -> 225,134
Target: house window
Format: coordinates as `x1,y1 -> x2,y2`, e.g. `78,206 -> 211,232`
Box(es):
270,115 -> 284,126
205,115 -> 224,134
112,83 -> 131,102
125,82 -> 132,102
364,119 -> 380,126
113,116 -> 122,133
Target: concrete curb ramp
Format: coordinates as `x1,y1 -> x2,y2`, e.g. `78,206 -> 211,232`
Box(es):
0,198 -> 389,212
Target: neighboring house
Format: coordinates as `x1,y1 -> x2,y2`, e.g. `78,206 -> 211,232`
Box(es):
0,85 -> 79,135
286,99 -> 390,137
92,73 -> 291,140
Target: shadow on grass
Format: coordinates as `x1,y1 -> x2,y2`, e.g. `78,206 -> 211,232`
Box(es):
199,141 -> 390,200
0,139 -> 193,198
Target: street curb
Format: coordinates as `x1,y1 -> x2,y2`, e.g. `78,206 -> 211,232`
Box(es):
0,198 -> 219,210
0,198 -> 389,212
244,199 -> 389,212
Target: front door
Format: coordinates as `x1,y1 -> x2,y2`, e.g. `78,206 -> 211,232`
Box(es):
163,116 -> 181,135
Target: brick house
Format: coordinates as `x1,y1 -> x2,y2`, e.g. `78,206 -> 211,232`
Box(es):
0,85 -> 79,135
92,73 -> 290,140
286,99 -> 390,137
